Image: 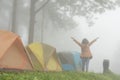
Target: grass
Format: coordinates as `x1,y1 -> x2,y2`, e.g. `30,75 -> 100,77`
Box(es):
0,71 -> 120,80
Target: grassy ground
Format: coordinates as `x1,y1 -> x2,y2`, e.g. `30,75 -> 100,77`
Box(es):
0,71 -> 120,80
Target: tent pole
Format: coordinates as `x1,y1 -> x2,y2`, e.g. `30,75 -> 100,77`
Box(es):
24,47 -> 34,70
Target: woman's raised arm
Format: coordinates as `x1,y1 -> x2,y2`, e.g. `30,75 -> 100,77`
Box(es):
89,37 -> 99,46
71,37 -> 82,47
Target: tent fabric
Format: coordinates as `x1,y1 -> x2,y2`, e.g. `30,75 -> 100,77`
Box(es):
27,43 -> 44,69
0,30 -> 33,70
26,46 -> 43,70
58,51 -> 82,71
26,42 -> 62,71
0,30 -> 62,71
0,30 -> 17,58
58,52 -> 74,64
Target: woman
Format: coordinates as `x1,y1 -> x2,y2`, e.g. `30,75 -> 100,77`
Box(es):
71,37 -> 99,72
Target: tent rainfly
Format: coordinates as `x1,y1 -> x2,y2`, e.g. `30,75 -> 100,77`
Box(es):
58,51 -> 82,71
0,30 -> 33,70
26,42 -> 62,71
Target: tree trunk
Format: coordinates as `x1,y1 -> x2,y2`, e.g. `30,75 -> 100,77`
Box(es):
28,0 -> 36,44
40,8 -> 45,42
28,0 -> 49,43
11,0 -> 17,32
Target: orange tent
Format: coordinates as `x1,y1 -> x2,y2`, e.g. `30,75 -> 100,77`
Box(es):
0,30 -> 33,70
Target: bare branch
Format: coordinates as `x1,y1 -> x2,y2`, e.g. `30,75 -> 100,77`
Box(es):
35,0 -> 50,13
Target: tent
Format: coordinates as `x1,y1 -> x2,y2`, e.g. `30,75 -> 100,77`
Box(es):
26,42 -> 62,71
0,30 -> 33,70
58,51 -> 82,71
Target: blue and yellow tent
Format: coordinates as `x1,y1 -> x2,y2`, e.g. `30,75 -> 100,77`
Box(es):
58,51 -> 82,71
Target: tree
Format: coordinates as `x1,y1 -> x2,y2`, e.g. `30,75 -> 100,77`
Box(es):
28,0 -> 120,43
28,0 -> 49,43
40,0 -> 118,28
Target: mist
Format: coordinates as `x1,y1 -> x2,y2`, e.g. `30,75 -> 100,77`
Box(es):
43,8 -> 120,74
0,0 -> 120,74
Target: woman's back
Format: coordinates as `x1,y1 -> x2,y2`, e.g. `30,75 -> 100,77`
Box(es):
80,44 -> 92,58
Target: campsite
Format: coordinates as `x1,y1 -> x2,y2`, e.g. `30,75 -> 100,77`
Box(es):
1,0 -> 120,80
0,30 -> 120,80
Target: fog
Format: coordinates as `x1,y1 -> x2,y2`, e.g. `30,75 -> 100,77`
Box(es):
43,8 -> 120,74
0,0 -> 120,74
